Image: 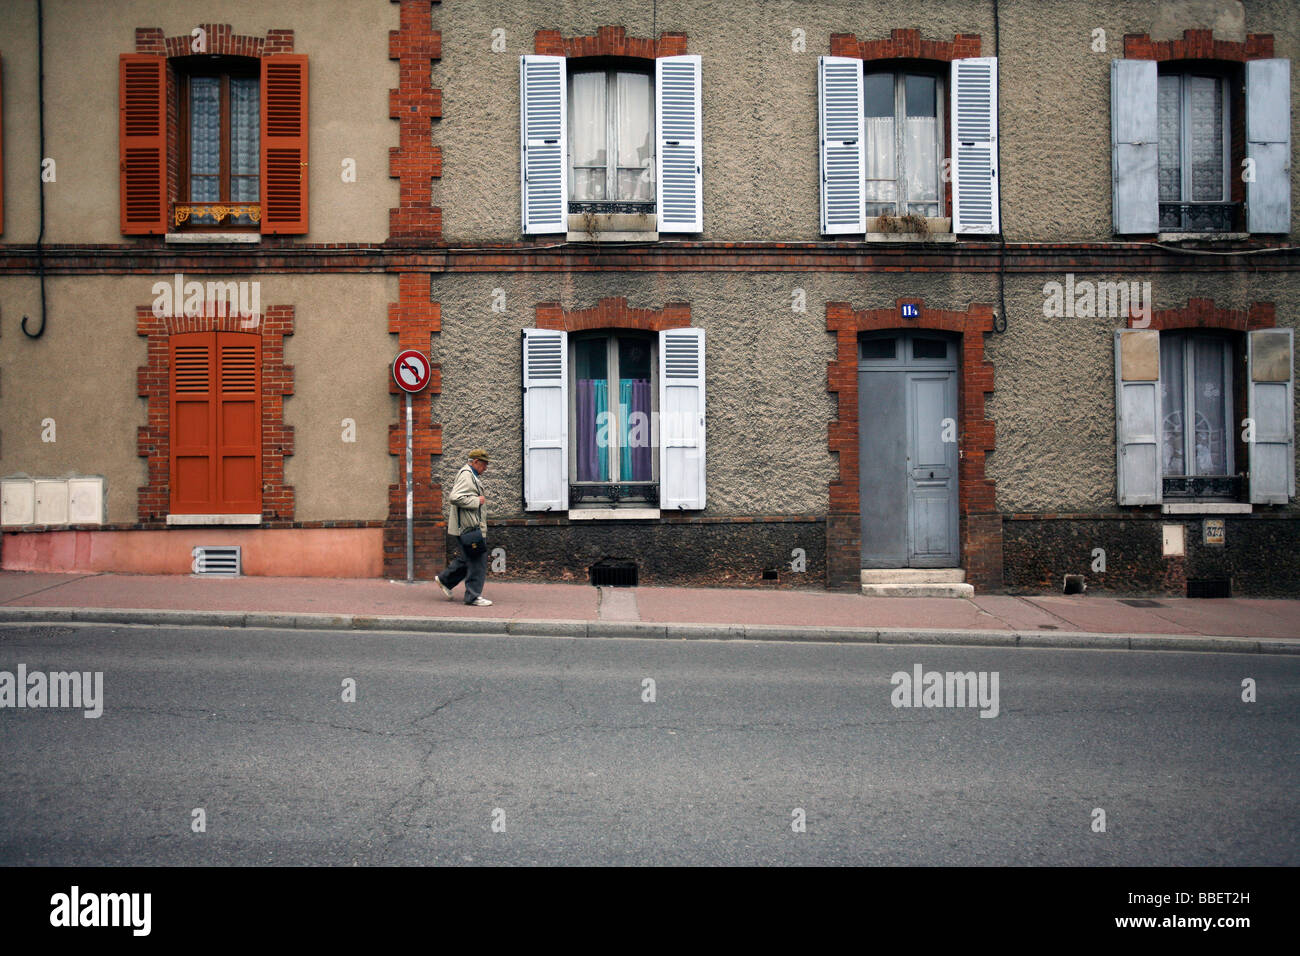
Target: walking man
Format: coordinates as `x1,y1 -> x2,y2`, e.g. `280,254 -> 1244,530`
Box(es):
436,449 -> 493,606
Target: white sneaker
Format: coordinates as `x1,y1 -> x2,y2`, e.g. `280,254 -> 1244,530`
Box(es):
468,597 -> 493,607
436,577 -> 454,600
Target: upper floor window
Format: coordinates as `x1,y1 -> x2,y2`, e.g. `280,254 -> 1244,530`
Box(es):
520,54 -> 701,235
178,59 -> 260,228
1111,57 -> 1290,235
819,55 -> 998,236
1157,71 -> 1231,232
569,66 -> 654,207
863,70 -> 943,219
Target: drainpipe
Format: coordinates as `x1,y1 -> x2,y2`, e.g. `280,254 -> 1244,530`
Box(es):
21,0 -> 47,339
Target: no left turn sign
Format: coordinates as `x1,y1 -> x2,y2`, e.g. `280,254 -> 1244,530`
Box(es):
392,350 -> 432,392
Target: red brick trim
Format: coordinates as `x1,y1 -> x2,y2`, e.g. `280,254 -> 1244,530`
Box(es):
536,297 -> 691,332
534,26 -> 687,58
136,302 -> 295,523
388,0 -> 443,240
1129,298 -> 1275,331
385,272 -> 444,579
135,25 -> 293,56
1124,30 -> 1274,62
829,29 -> 981,62
825,299 -> 998,588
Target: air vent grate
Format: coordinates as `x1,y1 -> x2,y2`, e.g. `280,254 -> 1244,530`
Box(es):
192,546 -> 242,577
1187,578 -> 1231,599
590,560 -> 637,587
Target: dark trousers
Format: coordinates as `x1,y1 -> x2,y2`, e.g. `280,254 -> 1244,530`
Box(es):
438,533 -> 487,603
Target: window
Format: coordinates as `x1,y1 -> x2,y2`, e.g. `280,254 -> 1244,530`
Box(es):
863,70 -> 943,219
819,56 -> 998,235
1111,58 -> 1290,234
119,52 -> 308,236
520,54 -> 701,235
177,59 -> 260,228
1157,72 -> 1232,231
1114,328 -> 1294,506
569,66 -> 654,208
572,333 -> 656,500
522,327 -> 705,512
170,331 -> 262,515
1160,333 -> 1234,480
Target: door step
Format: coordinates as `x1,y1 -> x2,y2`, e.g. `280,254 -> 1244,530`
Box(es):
860,568 -> 973,598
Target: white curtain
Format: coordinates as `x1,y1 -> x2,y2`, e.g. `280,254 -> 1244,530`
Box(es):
1192,337 -> 1227,474
616,72 -> 653,201
863,73 -> 896,215
189,77 -> 220,204
1187,75 -> 1224,202
570,72 -> 607,201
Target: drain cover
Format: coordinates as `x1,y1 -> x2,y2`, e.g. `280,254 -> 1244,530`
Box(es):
1119,599 -> 1164,608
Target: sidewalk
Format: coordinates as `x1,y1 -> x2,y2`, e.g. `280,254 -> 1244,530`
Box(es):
0,570 -> 1296,654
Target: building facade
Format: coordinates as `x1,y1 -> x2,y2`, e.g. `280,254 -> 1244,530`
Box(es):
1,0 -> 1296,595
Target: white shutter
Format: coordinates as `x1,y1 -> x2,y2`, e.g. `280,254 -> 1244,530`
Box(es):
656,55 -> 702,233
1114,330 -> 1162,505
951,57 -> 999,234
1111,59 -> 1159,234
522,328 -> 568,511
818,56 -> 867,235
1248,328 -> 1295,504
1246,59 -> 1291,234
520,55 -> 567,234
659,328 -> 705,510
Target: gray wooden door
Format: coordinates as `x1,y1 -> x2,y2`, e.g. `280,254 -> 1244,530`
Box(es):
859,331 -> 959,568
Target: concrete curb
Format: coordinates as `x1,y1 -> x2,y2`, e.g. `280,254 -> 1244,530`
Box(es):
0,605 -> 1295,654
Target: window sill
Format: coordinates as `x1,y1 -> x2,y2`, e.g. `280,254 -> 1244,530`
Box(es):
1161,502 -> 1252,515
865,232 -> 956,243
166,514 -> 263,525
165,232 -> 262,244
1157,232 -> 1250,242
567,212 -> 657,243
568,508 -> 660,521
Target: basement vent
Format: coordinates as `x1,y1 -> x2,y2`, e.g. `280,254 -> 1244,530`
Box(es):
761,567 -> 779,581
1187,578 -> 1231,599
590,560 -> 637,587
192,546 -> 242,577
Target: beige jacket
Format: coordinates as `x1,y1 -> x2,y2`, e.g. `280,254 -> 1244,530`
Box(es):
447,464 -> 487,537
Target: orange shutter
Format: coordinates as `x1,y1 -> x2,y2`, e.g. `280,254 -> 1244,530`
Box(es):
260,54 -> 309,234
119,54 -> 167,235
1,53 -> 5,235
170,332 -> 262,514
170,334 -> 217,513
216,333 -> 262,512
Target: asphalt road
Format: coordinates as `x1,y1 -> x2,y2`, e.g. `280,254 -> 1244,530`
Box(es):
0,623 -> 1296,865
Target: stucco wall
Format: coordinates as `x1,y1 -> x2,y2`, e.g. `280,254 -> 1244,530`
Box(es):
0,273 -> 396,524
986,269 -> 1300,512
434,0 -> 1297,243
432,270 -> 997,518
0,0 -> 399,244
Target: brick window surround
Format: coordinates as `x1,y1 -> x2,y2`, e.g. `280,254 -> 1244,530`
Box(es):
534,26 -> 687,59
136,304 -> 295,525
536,297 -> 691,332
826,299 -> 998,590
133,25 -> 295,235
1128,298 -> 1275,333
827,30 -> 983,225
385,273 -> 442,579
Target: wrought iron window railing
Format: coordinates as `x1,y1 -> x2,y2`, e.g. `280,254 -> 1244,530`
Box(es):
1162,474 -> 1244,499
1158,202 -> 1239,233
569,482 -> 659,505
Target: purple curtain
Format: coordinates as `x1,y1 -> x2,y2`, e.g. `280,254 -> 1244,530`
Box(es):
621,379 -> 653,481
576,379 -> 608,482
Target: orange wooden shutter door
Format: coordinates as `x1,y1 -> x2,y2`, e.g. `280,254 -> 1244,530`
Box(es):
119,54 -> 167,235
260,54 -> 309,234
216,333 -> 262,512
170,333 -> 217,513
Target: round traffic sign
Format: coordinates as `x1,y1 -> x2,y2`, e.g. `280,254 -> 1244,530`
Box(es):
392,350 -> 432,392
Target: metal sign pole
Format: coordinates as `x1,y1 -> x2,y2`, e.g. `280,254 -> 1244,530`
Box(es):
405,391 -> 414,584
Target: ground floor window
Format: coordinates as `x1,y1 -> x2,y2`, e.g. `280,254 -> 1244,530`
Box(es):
1160,332 -> 1234,478
572,332 -> 656,496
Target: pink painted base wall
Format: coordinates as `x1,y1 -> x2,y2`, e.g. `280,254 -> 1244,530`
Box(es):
2,528 -> 385,578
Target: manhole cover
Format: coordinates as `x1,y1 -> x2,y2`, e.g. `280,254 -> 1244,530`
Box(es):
1119,599 -> 1164,608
